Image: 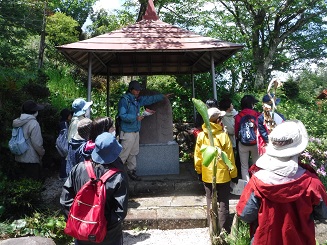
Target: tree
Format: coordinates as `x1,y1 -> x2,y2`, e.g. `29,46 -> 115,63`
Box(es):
48,0 -> 97,31
46,12 -> 79,46
0,0 -> 44,68
210,0 -> 327,89
87,8 -> 135,37
45,12 -> 79,64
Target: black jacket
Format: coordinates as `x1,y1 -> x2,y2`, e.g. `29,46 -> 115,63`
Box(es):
60,158 -> 129,244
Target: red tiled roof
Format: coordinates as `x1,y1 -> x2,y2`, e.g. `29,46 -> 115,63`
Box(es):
56,0 -> 243,76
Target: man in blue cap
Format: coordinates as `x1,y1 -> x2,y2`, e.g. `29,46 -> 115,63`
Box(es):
117,80 -> 170,181
257,93 -> 286,156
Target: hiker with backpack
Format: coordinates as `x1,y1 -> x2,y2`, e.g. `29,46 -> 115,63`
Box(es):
57,108 -> 73,180
11,100 -> 45,181
60,132 -> 129,245
117,80 -> 171,181
257,93 -> 286,156
234,95 -> 261,181
66,118 -> 92,175
67,98 -> 93,142
75,117 -> 116,164
194,107 -> 238,233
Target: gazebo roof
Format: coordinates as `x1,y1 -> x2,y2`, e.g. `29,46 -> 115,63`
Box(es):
56,1 -> 243,76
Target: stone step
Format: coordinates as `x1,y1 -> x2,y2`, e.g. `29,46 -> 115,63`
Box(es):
123,195 -> 239,230
124,195 -> 207,230
124,162 -> 240,230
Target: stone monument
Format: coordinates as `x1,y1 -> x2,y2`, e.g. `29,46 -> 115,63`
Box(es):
137,89 -> 179,175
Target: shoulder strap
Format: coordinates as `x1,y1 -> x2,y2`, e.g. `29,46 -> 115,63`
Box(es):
85,160 -> 96,179
85,160 -> 120,182
100,168 -> 121,182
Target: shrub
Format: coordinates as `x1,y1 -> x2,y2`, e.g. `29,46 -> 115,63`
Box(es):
0,176 -> 43,220
300,137 -> 327,187
282,79 -> 299,99
1,211 -> 72,244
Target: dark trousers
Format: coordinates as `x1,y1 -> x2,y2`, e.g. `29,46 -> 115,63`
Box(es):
203,181 -> 231,233
59,157 -> 68,179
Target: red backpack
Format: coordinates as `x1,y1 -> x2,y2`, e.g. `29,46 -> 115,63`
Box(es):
64,160 -> 120,243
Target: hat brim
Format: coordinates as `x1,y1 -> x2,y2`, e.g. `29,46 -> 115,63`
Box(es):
34,104 -> 45,111
266,121 -> 308,157
73,110 -> 85,117
91,143 -> 122,164
82,101 -> 93,110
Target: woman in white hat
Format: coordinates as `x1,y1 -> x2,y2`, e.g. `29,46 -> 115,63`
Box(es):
236,120 -> 327,245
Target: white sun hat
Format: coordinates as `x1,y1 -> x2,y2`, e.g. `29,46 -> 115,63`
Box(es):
265,120 -> 308,158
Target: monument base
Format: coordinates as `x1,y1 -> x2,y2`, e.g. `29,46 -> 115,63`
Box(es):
136,141 -> 180,176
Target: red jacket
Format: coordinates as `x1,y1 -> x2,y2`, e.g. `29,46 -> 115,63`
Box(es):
236,170 -> 327,245
234,108 -> 260,140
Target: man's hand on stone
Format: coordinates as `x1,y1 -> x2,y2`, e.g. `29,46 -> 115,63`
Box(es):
137,116 -> 144,121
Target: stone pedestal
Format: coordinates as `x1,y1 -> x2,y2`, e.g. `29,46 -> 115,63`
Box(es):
136,142 -> 180,176
136,89 -> 179,176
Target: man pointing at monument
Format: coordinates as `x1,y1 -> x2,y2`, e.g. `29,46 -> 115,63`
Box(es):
118,80 -> 170,181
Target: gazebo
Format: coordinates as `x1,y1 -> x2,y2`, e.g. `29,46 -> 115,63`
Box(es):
57,0 -> 244,111
56,0 -> 244,175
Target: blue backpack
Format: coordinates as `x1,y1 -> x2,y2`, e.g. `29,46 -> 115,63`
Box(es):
238,113 -> 258,146
9,127 -> 29,155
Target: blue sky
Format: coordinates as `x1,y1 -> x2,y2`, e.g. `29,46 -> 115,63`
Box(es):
82,0 -> 124,30
93,0 -> 123,11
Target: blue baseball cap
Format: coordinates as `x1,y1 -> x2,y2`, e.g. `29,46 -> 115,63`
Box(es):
262,93 -> 281,105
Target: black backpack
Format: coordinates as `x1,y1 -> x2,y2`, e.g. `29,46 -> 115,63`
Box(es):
115,95 -> 130,138
238,113 -> 258,146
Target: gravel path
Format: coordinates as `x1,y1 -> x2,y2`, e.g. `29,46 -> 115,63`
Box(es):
123,228 -> 211,245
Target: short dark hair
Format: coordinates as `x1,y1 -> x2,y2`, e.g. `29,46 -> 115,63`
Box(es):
206,98 -> 218,108
90,117 -> 114,142
219,98 -> 232,111
241,95 -> 258,109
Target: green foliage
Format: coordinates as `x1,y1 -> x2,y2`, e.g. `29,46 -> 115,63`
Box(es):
227,219 -> 251,245
0,0 -> 43,68
87,9 -> 135,36
281,68 -> 327,137
46,67 -> 87,109
46,12 -> 79,46
300,137 -> 327,187
282,79 -> 299,99
1,211 -> 73,244
0,177 -> 43,220
48,0 -> 97,27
